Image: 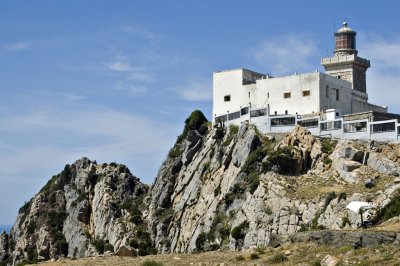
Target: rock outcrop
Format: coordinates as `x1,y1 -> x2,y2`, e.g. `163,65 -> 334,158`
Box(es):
0,158 -> 148,265
2,110 -> 400,265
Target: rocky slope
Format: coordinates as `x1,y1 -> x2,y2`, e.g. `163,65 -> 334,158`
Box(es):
1,110 -> 400,265
0,158 -> 149,265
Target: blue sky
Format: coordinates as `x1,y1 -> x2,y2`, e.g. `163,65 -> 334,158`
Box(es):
1,1 -> 400,225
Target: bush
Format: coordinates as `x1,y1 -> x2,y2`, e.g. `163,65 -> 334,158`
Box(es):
267,147 -> 297,175
224,192 -> 236,206
214,184 -> 221,196
18,200 -> 32,214
235,255 -> 245,261
141,261 -> 163,266
131,215 -> 144,225
321,139 -> 338,154
26,221 -> 36,234
104,243 -> 114,253
248,173 -> 260,194
250,253 -> 260,260
323,192 -> 337,212
377,194 -> 400,223
168,144 -> 183,159
231,221 -> 249,240
55,240 -> 69,256
26,244 -> 38,263
92,239 -> 105,254
195,232 -> 207,251
269,253 -> 288,264
223,124 -> 239,146
241,146 -> 265,175
176,110 -> 208,144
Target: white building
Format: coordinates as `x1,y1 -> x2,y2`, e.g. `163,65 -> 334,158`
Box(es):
212,23 -> 400,141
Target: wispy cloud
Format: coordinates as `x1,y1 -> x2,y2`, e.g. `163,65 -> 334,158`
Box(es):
4,42 -> 30,51
113,81 -> 148,96
121,25 -> 159,40
105,54 -> 135,72
177,79 -> 212,102
359,33 -> 400,113
252,34 -> 318,75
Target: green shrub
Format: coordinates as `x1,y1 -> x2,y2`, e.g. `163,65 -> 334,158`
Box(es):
235,255 -> 245,261
18,200 -> 32,214
341,215 -> 351,228
250,253 -> 260,260
168,145 -> 183,159
323,192 -> 337,212
269,253 -> 288,264
176,110 -> 208,144
377,194 -> 400,223
129,239 -> 139,249
26,244 -> 38,263
214,184 -> 221,196
131,215 -> 144,225
321,139 -> 338,154
109,162 -> 117,167
224,192 -> 236,206
26,221 -> 36,234
267,147 -> 297,175
195,232 -> 207,251
231,221 -> 249,240
55,239 -> 69,256
104,243 -> 114,253
223,124 -> 239,146
141,261 -> 163,266
92,239 -> 105,254
241,146 -> 265,175
311,260 -> 321,266
248,173 -> 260,194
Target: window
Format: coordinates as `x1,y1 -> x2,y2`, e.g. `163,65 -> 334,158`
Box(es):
371,122 -> 396,133
248,92 -> 250,98
302,90 -> 311,97
297,119 -> 319,128
284,92 -> 291,99
338,75 -> 341,79
271,117 -> 296,126
326,85 -> 329,97
224,95 -> 231,102
267,92 -> 269,99
274,111 -> 277,115
285,110 -> 288,115
336,89 -> 339,101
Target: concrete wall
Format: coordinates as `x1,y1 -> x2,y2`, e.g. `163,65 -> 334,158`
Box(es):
213,69 -> 245,119
253,72 -> 321,115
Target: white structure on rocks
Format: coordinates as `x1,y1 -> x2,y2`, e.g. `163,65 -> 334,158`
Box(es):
212,22 -> 400,141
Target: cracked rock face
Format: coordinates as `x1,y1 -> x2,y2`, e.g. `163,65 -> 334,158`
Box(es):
3,115 -> 400,264
147,124 -> 400,253
1,158 -> 148,265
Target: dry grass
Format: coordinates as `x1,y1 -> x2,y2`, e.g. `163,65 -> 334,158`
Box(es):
35,243 -> 400,266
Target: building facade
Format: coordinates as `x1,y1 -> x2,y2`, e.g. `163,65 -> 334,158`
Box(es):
212,22 -> 399,141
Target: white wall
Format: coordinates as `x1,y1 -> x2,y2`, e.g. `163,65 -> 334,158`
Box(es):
252,72 -> 321,115
213,69 -> 244,119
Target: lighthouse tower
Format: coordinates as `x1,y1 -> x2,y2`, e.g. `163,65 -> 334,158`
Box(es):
321,22 -> 370,93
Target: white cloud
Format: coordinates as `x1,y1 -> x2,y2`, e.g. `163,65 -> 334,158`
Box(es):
121,25 -> 158,40
359,33 -> 400,114
113,81 -> 148,96
252,34 -> 318,75
4,42 -> 30,51
178,80 -> 212,102
58,92 -> 86,101
105,55 -> 134,72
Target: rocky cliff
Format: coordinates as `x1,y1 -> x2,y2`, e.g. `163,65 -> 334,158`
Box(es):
2,110 -> 400,265
0,158 -> 150,265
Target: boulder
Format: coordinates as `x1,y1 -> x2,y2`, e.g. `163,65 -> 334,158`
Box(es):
321,255 -> 339,266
